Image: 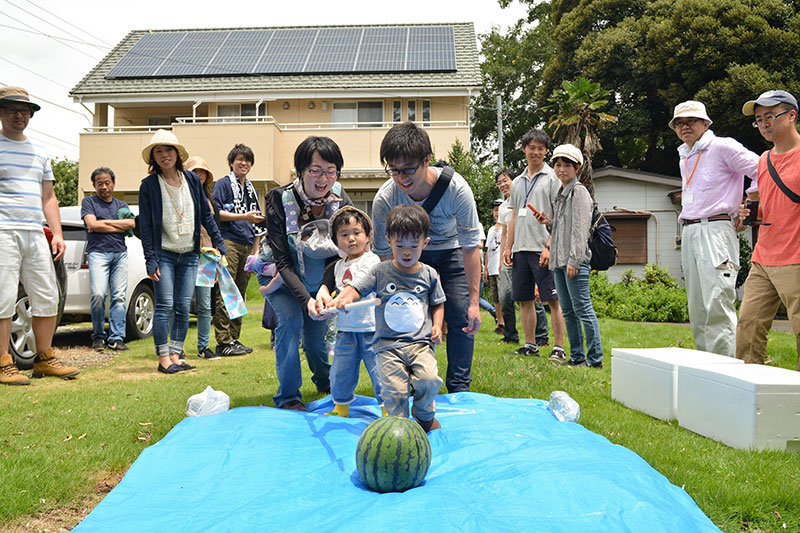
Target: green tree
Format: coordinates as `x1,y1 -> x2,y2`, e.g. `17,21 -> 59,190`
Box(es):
541,77 -> 617,197
443,139 -> 498,231
52,157 -> 79,206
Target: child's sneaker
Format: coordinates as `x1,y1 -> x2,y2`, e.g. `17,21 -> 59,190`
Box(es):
494,324 -> 505,335
548,346 -> 567,362
514,344 -> 540,357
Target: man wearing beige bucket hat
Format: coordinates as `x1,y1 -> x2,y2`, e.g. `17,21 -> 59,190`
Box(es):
0,86 -> 79,384
670,100 -> 759,357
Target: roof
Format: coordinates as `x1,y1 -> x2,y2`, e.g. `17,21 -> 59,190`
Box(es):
70,23 -> 481,102
594,166 -> 681,188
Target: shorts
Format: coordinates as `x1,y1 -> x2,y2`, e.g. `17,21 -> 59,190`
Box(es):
0,229 -> 59,318
511,251 -> 558,303
487,274 -> 500,304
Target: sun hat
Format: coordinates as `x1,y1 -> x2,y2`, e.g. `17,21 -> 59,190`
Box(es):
141,129 -> 189,164
0,86 -> 41,113
742,90 -> 798,116
550,144 -> 584,166
669,101 -> 712,130
184,155 -> 214,184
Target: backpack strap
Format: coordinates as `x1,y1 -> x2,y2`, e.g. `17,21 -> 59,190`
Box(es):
767,151 -> 800,203
422,165 -> 454,214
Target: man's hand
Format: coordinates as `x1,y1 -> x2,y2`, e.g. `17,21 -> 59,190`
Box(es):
148,268 -> 160,282
503,247 -> 513,267
566,264 -> 578,278
539,248 -> 550,268
462,303 -> 481,335
50,234 -> 65,261
245,211 -> 265,224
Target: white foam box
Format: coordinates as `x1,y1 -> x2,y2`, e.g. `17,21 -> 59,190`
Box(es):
677,363 -> 800,452
611,347 -> 743,420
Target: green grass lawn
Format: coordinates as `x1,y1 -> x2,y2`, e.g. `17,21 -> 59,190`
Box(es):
1,305 -> 799,531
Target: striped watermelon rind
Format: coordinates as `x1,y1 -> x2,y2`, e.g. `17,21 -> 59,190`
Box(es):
355,416 -> 432,493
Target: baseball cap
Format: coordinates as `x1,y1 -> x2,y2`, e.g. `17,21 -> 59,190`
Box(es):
742,90 -> 798,116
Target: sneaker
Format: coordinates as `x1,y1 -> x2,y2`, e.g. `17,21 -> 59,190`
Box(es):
233,340 -> 253,353
32,349 -> 80,379
514,345 -> 540,356
198,347 -> 220,360
157,363 -> 183,374
0,353 -> 30,386
494,325 -> 505,335
548,346 -> 567,362
588,361 -> 603,369
91,338 -> 106,351
179,362 -> 196,371
559,358 -> 588,367
106,340 -> 129,351
415,416 -> 442,433
216,343 -> 247,357
279,400 -> 308,412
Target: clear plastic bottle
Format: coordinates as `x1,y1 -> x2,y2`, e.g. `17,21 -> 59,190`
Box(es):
548,391 -> 580,422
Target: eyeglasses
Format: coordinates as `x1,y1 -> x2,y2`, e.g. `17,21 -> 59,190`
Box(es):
385,161 -> 422,177
1,106 -> 32,117
673,118 -> 701,129
305,166 -> 339,179
752,110 -> 791,128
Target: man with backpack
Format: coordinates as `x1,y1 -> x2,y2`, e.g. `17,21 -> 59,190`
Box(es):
371,122 -> 482,393
737,90 -> 800,370
669,100 -> 759,357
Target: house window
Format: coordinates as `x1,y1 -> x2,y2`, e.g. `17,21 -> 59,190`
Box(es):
407,100 -> 417,122
422,100 -> 431,126
218,103 -> 257,123
392,100 -> 402,123
147,116 -> 178,126
333,102 -> 384,127
605,213 -> 649,264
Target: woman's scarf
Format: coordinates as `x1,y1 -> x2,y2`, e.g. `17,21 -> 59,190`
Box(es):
291,177 -> 343,226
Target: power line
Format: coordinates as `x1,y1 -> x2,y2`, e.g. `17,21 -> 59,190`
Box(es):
0,81 -> 91,119
26,127 -> 79,148
5,0 -> 106,50
0,56 -> 71,89
0,22 -> 107,47
23,0 -> 113,48
0,8 -> 102,60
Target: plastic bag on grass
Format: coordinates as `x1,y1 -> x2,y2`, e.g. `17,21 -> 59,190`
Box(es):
186,386 -> 230,417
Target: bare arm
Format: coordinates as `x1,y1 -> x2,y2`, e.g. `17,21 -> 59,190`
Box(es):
462,246 -> 482,335
430,302 -> 444,345
41,181 -> 65,260
330,285 -> 363,310
219,210 -> 265,223
83,214 -> 135,233
503,208 -> 516,267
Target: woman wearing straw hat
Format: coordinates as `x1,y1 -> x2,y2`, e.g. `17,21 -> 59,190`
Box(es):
139,130 -> 227,374
184,155 -> 222,361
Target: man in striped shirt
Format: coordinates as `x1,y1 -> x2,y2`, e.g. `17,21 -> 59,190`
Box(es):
0,86 -> 78,385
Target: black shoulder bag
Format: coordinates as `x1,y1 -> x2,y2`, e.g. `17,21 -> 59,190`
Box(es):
767,151 -> 800,203
421,164 -> 455,213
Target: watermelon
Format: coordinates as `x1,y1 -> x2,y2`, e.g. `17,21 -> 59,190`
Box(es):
355,416 -> 432,493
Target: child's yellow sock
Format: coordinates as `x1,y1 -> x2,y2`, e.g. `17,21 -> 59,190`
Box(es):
325,404 -> 349,417
381,406 -> 388,417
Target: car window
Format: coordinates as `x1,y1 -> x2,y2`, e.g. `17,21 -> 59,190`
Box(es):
62,227 -> 87,241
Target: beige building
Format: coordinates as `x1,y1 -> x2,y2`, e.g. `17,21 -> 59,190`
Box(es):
69,23 -> 481,213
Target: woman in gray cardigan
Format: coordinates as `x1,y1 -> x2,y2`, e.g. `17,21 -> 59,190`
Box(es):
535,144 -> 603,368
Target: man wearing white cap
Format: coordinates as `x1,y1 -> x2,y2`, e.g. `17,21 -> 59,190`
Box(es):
737,90 -> 800,370
0,86 -> 79,384
670,100 -> 759,357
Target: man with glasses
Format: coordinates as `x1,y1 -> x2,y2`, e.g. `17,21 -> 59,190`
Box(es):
737,90 -> 800,370
0,86 -> 79,385
371,122 -> 482,393
211,143 -> 266,357
669,100 -> 759,357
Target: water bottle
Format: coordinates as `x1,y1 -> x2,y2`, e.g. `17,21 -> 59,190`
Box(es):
548,391 -> 580,422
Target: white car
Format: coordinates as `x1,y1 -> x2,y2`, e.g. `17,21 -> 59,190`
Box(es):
59,205 -> 154,341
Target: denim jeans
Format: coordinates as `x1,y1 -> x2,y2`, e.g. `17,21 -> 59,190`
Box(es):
195,285 -> 212,351
420,247 -> 473,393
153,250 -> 198,356
331,331 -> 383,405
499,264 -> 519,342
266,284 -> 331,407
88,251 -> 128,343
553,263 -> 603,365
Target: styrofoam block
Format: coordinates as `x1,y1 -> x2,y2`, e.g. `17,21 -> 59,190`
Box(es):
677,363 -> 800,452
611,347 -> 743,420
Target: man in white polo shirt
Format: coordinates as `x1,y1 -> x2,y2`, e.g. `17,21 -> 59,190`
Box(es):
0,86 -> 79,385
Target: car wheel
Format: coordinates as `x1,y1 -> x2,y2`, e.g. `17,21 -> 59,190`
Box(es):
9,294 -> 37,370
126,282 -> 154,340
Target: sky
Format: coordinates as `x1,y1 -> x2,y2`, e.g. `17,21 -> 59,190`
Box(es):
0,0 -> 529,160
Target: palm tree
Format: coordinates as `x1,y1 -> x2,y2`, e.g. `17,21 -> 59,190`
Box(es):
542,78 -> 617,197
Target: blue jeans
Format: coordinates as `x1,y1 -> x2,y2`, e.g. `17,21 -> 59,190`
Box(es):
420,248 -> 473,393
266,284 -> 331,407
331,331 -> 383,405
153,250 -> 198,357
553,264 -> 603,365
88,251 -> 128,343
195,285 -> 212,351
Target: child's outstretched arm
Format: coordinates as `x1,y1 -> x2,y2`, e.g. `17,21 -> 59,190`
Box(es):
330,285 -> 362,312
430,302 -> 444,345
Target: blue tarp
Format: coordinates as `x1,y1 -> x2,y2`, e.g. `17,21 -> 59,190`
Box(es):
75,393 -> 720,532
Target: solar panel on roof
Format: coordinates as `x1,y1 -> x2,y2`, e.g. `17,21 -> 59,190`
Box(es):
105,26 -> 457,79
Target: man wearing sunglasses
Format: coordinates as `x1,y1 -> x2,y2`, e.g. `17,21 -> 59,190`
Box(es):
737,90 -> 800,370
669,100 -> 759,357
371,122 -> 482,394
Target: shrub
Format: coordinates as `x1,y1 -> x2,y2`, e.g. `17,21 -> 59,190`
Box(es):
589,265 -> 688,323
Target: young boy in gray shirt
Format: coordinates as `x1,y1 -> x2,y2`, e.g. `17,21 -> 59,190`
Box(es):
329,205 -> 445,432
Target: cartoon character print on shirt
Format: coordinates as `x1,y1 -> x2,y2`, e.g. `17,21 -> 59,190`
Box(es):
382,282 -> 426,333
342,267 -> 353,285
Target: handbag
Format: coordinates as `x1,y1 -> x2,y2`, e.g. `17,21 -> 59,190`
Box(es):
767,151 -> 800,203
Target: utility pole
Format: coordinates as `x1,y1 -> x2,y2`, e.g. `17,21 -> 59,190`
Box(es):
496,95 -> 504,168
